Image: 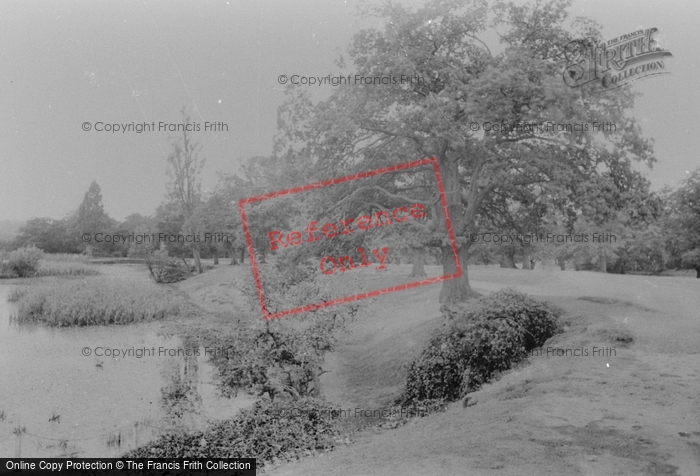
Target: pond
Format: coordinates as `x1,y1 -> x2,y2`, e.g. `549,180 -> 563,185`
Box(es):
0,284 -> 255,458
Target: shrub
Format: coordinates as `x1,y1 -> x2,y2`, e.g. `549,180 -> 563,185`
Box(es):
129,248 -> 191,283
124,398 -> 343,469
458,289 -> 560,355
208,318 -> 351,401
398,289 -> 560,405
0,246 -> 44,277
460,311 -> 529,390
397,332 -> 470,404
213,259 -> 357,401
151,259 -> 191,283
8,277 -> 180,326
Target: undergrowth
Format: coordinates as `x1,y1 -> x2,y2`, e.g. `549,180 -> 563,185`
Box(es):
124,398 -> 344,470
397,289 -> 561,406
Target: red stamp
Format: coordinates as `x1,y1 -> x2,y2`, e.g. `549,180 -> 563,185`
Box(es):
238,156 -> 461,320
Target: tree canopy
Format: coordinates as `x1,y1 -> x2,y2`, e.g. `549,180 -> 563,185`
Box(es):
270,0 -> 657,304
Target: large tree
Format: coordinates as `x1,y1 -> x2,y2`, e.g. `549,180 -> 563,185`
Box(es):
275,0 -> 655,304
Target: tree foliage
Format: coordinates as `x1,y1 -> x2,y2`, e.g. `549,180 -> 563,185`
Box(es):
664,168 -> 700,277
272,0 -> 656,304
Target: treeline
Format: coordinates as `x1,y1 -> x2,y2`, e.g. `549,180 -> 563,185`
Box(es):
469,168 -> 700,277
4,180 -> 245,265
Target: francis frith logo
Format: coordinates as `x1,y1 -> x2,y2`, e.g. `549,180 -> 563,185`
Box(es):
564,27 -> 672,90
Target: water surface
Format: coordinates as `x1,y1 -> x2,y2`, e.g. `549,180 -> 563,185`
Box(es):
0,284 -> 253,457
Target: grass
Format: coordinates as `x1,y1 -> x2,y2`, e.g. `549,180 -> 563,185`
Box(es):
34,259 -> 100,277
1,250 -> 98,278
6,288 -> 27,302
7,276 -> 180,326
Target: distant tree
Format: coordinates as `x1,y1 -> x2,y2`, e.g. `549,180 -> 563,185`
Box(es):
479,184 -> 554,270
14,217 -> 80,254
538,209 -> 576,270
568,167 -> 661,273
664,168 -> 700,277
203,172 -> 256,265
165,108 -> 206,274
115,214 -> 157,257
104,213 -> 156,256
121,213 -> 155,233
154,202 -> 190,266
75,181 -> 115,255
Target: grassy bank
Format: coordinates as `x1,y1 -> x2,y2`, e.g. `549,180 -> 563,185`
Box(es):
7,276 -> 180,326
1,248 -> 99,278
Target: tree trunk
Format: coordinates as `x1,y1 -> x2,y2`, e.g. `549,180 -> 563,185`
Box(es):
229,250 -> 238,265
239,247 -> 245,264
439,245 -> 479,304
436,152 -> 479,303
501,247 -> 518,268
212,249 -> 219,265
521,246 -> 532,270
695,266 -> 700,278
557,257 -> 566,271
409,247 -> 427,277
598,251 -> 607,273
180,255 -> 192,275
191,246 -> 203,274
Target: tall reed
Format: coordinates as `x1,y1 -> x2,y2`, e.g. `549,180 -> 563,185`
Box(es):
9,277 -> 180,326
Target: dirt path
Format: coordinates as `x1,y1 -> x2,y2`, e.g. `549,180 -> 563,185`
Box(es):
266,265 -> 700,475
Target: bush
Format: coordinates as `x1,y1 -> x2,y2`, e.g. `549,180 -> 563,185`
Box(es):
213,260 -> 357,402
124,398 -> 343,469
0,246 -> 44,277
397,332 -> 470,404
459,289 -> 560,352
8,277 -> 180,326
460,311 -> 529,390
129,248 -> 191,283
681,249 -> 700,276
151,259 -> 191,283
398,289 -> 560,405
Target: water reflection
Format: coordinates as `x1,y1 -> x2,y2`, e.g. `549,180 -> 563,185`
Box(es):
160,335 -> 205,430
0,284 -> 254,458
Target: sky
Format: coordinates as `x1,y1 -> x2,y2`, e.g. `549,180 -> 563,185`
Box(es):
1,0 -> 698,222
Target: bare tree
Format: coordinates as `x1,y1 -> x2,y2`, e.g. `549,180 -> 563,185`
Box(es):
166,107 -> 205,274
